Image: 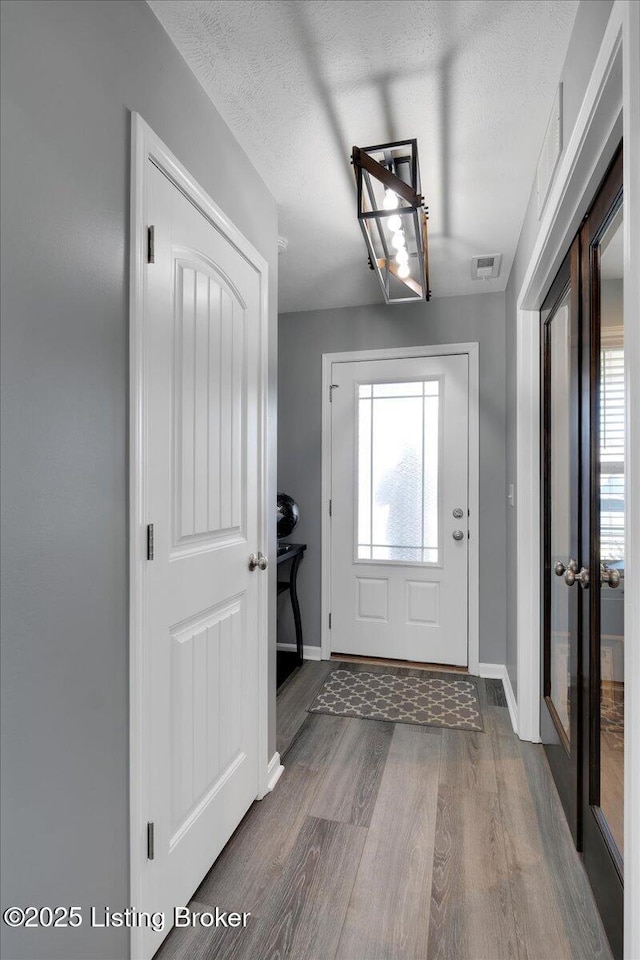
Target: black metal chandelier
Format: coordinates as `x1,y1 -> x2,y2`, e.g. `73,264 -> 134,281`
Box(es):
351,139 -> 430,304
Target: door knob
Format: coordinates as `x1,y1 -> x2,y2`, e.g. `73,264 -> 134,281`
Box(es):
600,563 -> 621,588
452,530 -> 465,541
249,552 -> 268,571
556,558 -> 577,577
564,565 -> 589,588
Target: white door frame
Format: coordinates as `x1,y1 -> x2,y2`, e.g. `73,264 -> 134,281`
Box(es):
513,3 -> 639,955
321,343 -> 480,674
128,114 -> 270,960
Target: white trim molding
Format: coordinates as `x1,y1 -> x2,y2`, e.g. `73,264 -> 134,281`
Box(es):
265,753 -> 284,793
276,642 -> 323,662
321,342 -> 480,674
129,113 -> 271,960
478,663 -> 518,736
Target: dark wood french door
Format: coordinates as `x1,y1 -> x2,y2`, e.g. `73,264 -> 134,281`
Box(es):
541,145 -> 624,959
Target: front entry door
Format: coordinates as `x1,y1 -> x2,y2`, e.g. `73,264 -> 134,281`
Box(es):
141,160 -> 263,957
330,354 -> 469,665
541,147 -> 624,958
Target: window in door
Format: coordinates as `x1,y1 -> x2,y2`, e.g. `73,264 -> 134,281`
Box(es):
596,205 -> 624,861
357,380 -> 440,563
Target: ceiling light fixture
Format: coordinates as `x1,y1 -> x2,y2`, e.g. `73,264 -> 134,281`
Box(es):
351,139 -> 430,304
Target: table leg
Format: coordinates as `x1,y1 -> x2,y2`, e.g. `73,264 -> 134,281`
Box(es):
289,553 -> 304,664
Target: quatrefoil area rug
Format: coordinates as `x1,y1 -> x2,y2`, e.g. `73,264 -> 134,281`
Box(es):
309,669 -> 483,731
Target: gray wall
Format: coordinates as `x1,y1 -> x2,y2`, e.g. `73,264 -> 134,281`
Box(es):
0,3 -> 277,959
504,0 -> 615,696
278,293 -> 507,667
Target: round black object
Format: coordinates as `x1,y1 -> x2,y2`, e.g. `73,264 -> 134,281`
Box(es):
277,493 -> 299,539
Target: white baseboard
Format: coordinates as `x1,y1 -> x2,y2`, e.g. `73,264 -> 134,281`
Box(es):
478,663 -> 519,736
265,752 -> 284,793
276,642 -> 322,661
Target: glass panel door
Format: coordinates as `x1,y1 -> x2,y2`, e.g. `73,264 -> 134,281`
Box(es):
580,146 -> 623,960
541,237 -> 581,843
540,143 -> 624,960
597,207 -> 624,863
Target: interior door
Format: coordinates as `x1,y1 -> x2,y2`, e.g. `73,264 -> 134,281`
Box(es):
541,236 -> 581,843
540,146 -> 624,960
580,148 -> 624,960
142,160 -> 262,957
330,354 -> 469,665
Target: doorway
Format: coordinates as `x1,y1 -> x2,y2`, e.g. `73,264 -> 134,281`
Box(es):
541,146 -> 624,958
321,344 -> 479,670
129,116 -> 270,960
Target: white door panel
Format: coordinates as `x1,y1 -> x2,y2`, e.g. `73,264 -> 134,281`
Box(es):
143,161 -> 261,955
330,355 -> 468,665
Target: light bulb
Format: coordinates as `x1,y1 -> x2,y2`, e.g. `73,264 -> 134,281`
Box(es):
391,232 -> 406,250
387,214 -> 402,232
383,189 -> 398,210
395,248 -> 409,265
397,263 -> 411,279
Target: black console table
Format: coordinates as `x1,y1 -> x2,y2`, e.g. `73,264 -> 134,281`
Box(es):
277,542 -> 306,686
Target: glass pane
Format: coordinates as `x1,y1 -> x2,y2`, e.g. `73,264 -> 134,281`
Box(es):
548,288 -> 572,742
372,381 -> 423,397
598,207 -> 624,859
357,380 -> 439,563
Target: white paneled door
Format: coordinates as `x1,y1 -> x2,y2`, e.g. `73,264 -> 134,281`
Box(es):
330,355 -> 469,665
141,160 -> 262,956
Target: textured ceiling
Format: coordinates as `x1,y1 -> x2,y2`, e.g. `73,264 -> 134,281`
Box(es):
148,0 -> 579,312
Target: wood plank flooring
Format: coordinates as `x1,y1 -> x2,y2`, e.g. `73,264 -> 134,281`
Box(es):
156,660 -> 613,960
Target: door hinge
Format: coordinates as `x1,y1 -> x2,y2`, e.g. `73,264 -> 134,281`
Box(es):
329,499 -> 332,517
329,384 -> 339,402
147,523 -> 154,560
147,225 -> 155,264
329,613 -> 332,629
147,822 -> 155,861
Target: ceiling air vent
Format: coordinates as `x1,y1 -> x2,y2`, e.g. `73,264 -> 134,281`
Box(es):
471,254 -> 502,280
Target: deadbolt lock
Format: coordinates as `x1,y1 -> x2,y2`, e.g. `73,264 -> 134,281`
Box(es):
453,508 -> 464,519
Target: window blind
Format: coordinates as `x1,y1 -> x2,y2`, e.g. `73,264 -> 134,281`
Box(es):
600,344 -> 624,561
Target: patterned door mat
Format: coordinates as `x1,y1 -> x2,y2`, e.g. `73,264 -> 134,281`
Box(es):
309,669 -> 483,731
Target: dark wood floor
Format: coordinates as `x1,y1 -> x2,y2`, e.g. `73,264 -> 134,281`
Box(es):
156,660 -> 613,960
